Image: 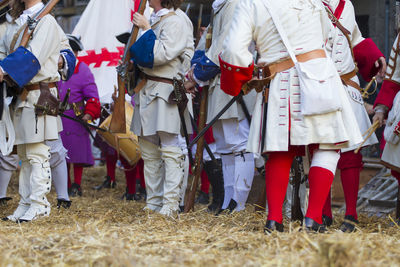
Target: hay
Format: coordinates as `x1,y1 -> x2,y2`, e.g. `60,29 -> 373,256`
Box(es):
1,166 -> 400,266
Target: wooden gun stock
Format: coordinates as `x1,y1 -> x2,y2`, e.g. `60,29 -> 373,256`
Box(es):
0,0 -> 10,11
184,86 -> 208,212
109,0 -> 147,133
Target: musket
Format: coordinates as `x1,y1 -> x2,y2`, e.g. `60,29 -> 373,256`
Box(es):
189,91 -> 244,149
0,0 -> 10,15
194,4 -> 203,47
184,10 -> 213,213
189,114 -> 217,163
185,3 -> 191,15
110,0 -> 147,133
19,0 -> 60,48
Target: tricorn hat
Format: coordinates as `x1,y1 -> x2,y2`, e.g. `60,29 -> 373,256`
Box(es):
67,34 -> 84,52
116,32 -> 130,45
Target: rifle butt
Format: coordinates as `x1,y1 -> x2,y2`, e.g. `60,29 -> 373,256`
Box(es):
109,77 -> 126,133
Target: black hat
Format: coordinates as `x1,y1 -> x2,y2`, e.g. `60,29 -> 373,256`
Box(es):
116,32 -> 130,45
67,34 -> 84,52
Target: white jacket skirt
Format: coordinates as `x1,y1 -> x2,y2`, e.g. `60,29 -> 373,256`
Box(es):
247,66 -> 363,153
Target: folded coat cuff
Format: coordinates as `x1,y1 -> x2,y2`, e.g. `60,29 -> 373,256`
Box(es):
354,38 -> 384,82
219,54 -> 254,96
130,29 -> 156,69
84,97 -> 101,120
193,54 -> 220,82
374,79 -> 400,110
0,46 -> 41,88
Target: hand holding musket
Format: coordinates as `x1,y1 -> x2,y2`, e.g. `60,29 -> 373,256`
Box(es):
110,0 -> 147,133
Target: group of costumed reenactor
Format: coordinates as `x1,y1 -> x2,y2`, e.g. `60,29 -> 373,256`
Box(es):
0,0 -> 399,235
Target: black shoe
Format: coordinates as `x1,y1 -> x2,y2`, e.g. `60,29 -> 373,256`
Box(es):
227,199 -> 237,212
340,215 -> 358,233
57,199 -> 72,209
322,215 -> 333,227
195,191 -> 209,205
93,176 -> 112,190
2,217 -> 9,221
204,159 -> 224,214
138,187 -> 147,201
111,181 -> 117,188
16,219 -> 30,223
264,220 -> 284,233
121,187 -> 140,201
179,205 -> 184,213
0,197 -> 12,206
304,217 -> 326,233
69,183 -> 82,197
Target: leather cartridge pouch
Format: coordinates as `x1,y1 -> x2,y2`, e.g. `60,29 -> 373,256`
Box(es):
34,82 -> 60,116
169,77 -> 188,111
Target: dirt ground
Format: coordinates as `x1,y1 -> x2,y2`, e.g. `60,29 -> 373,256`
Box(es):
0,166 -> 400,266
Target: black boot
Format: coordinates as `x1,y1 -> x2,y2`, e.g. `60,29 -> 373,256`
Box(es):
264,220 -> 284,233
93,176 -> 112,190
322,215 -> 333,227
304,217 -> 326,233
195,191 -> 209,204
203,159 -> 224,213
69,183 -> 82,197
57,199 -> 72,209
340,215 -> 358,233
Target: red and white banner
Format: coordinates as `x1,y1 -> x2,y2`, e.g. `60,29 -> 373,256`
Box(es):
72,0 -> 138,103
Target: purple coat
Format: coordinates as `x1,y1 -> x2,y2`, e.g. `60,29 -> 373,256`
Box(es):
58,62 -> 99,166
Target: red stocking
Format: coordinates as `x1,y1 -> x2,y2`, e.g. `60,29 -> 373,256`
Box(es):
106,153 -> 118,182
265,149 -> 297,223
73,165 -> 84,186
200,170 -> 210,194
306,166 -> 334,224
67,163 -> 71,188
121,157 -> 136,194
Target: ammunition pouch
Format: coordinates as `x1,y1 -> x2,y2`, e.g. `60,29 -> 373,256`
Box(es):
34,82 -> 60,117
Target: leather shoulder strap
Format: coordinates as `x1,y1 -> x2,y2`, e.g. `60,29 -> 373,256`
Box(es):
151,12 -> 177,29
10,23 -> 27,52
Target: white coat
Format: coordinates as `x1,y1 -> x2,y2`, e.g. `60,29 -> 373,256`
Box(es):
0,14 -> 64,145
205,0 -> 256,124
323,0 -> 378,152
220,0 -> 363,153
132,10 -> 194,137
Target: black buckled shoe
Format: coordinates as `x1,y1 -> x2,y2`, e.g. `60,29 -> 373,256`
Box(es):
305,217 -> 327,233
93,176 -> 112,190
57,199 -> 72,209
195,191 -> 210,205
0,197 -> 12,206
322,215 -> 333,227
340,215 -> 358,233
69,183 -> 82,197
264,220 -> 284,233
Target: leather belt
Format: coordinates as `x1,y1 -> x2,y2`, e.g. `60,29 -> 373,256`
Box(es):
245,49 -> 326,94
133,74 -> 174,94
20,82 -> 57,101
25,82 -> 57,91
144,74 -> 173,85
340,69 -> 362,92
263,49 -> 326,78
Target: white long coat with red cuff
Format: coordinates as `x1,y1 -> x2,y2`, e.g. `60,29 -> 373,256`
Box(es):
131,12 -> 193,137
219,0 -> 362,153
0,15 -> 65,145
204,0 -> 256,124
324,0 -> 379,152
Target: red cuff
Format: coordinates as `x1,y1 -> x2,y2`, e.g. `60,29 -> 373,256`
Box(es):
374,79 -> 400,109
219,55 -> 254,96
354,38 -> 384,82
84,97 -> 101,120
